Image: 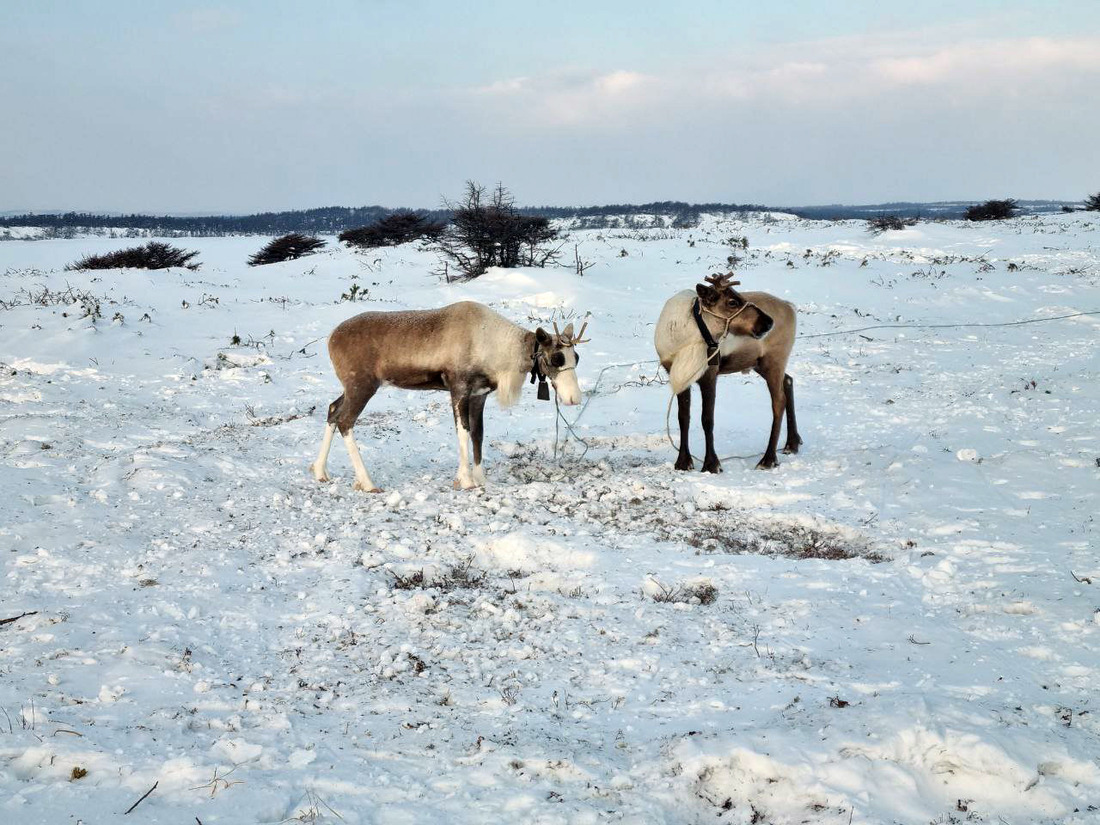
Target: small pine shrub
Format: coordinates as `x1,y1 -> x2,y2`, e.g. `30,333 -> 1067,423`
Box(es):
339,211 -> 446,249
248,233 -> 326,266
965,199 -> 1019,221
1084,192 -> 1100,212
867,214 -> 917,233
67,241 -> 200,271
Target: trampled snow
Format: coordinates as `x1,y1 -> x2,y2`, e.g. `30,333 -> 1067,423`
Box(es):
1,213 -> 1098,823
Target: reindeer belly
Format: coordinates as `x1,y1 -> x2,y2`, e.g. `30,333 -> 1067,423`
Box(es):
386,368 -> 448,391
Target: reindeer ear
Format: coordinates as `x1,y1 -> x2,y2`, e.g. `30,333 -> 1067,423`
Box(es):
561,323 -> 574,340
696,284 -> 718,305
535,327 -> 553,346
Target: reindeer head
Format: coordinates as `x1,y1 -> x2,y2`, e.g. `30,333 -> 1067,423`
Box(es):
696,273 -> 774,339
533,320 -> 588,406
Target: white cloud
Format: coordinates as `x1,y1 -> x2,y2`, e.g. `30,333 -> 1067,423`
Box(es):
466,33 -> 1100,129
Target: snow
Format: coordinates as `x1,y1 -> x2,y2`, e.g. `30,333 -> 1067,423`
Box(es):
1,213 -> 1099,823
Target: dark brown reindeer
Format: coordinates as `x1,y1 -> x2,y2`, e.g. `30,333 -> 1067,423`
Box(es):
311,302 -> 588,491
654,272 -> 801,472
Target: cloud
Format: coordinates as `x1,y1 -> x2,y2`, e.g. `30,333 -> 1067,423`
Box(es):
173,7 -> 243,33
464,33 -> 1100,130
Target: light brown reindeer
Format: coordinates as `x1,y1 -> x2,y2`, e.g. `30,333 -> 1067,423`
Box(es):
654,272 -> 801,472
311,302 -> 587,491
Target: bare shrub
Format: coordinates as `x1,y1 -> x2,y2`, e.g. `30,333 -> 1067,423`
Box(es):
1084,192 -> 1100,212
339,211 -> 446,248
67,241 -> 200,271
866,214 -> 917,234
648,579 -> 719,605
965,199 -> 1019,221
248,233 -> 326,266
435,181 -> 562,279
390,559 -> 486,591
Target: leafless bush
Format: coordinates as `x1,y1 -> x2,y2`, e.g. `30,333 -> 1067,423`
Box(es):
866,214 -> 918,234
435,182 -> 562,279
390,558 -> 486,591
1084,192 -> 1100,212
648,579 -> 718,605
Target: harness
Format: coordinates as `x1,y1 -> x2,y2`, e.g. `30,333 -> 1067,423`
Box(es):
692,298 -> 754,364
529,341 -> 551,401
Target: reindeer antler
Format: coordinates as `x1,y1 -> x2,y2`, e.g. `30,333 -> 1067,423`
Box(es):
704,272 -> 741,291
552,319 -> 590,347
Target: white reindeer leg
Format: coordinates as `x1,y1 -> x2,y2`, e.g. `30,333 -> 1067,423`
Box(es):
310,423 -> 336,482
452,400 -> 476,490
342,431 -> 381,493
453,420 -> 476,490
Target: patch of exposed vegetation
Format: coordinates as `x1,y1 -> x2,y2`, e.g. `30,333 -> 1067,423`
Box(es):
339,211 -> 446,248
965,199 -> 1019,222
390,559 -> 487,591
248,233 -> 326,266
867,214 -> 918,234
67,241 -> 200,271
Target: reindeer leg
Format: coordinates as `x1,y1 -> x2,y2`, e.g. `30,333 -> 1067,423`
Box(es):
699,368 -> 722,474
757,368 -> 785,470
334,381 -> 382,492
310,394 -> 342,482
782,373 -> 803,454
450,384 -> 476,490
674,388 -> 694,471
468,391 -> 488,486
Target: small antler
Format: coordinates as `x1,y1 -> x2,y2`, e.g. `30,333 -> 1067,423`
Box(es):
704,272 -> 741,291
553,318 -> 590,347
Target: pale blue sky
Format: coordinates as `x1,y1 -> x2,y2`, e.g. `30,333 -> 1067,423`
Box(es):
3,1 -> 1099,212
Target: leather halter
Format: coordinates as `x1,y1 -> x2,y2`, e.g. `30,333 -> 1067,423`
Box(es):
692,297 -> 754,363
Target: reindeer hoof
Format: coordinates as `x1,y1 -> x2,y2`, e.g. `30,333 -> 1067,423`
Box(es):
674,456 -> 695,471
701,458 -> 723,474
353,481 -> 383,493
756,456 -> 779,470
453,478 -> 479,491
782,444 -> 800,455
309,463 -> 330,483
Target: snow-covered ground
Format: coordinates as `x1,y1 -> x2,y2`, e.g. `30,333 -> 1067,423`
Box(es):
1,213 -> 1098,824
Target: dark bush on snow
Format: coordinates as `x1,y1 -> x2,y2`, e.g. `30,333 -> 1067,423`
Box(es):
67,241 -> 200,271
436,181 -> 561,279
866,214 -> 917,233
248,233 -> 326,266
339,211 -> 447,248
1084,192 -> 1100,212
965,199 -> 1019,221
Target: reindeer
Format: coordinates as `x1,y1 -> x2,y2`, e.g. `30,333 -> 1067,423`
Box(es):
310,301 -> 588,492
654,272 -> 801,472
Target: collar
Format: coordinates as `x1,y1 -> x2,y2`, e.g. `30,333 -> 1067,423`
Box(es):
529,338 -> 550,400
693,297 -> 754,362
691,297 -> 719,350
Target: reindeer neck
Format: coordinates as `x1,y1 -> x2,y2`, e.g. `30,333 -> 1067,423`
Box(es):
519,329 -> 538,372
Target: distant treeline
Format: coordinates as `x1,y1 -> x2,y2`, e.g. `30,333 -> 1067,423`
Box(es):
782,200 -> 1077,220
0,201 -> 768,236
0,199 -> 1076,235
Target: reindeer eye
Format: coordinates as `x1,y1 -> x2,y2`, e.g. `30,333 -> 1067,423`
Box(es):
550,352 -> 565,368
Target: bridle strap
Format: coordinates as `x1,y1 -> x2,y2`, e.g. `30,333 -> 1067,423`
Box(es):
694,298 -> 755,363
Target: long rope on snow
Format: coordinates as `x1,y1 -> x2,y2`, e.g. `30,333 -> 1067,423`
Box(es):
550,308 -> 1100,461
797,309 -> 1100,339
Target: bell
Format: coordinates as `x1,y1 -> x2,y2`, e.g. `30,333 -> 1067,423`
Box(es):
537,380 -> 550,401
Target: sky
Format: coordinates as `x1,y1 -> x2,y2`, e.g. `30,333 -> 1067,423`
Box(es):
3,0 -> 1099,213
